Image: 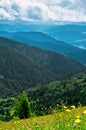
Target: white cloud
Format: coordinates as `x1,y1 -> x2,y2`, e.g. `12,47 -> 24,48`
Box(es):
0,0 -> 86,22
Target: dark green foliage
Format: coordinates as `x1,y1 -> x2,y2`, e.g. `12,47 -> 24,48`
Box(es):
28,70 -> 86,115
0,107 -> 11,121
4,108 -> 11,121
0,98 -> 13,121
0,37 -> 84,98
14,91 -> 31,119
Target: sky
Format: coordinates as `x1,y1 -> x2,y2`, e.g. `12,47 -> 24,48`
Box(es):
0,0 -> 86,22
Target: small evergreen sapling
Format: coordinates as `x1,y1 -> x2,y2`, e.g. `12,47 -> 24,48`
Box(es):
14,91 -> 31,119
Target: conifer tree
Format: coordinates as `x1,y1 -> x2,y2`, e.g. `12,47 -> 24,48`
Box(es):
14,91 -> 31,119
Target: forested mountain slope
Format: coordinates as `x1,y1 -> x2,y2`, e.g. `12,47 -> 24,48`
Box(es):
0,37 -> 84,98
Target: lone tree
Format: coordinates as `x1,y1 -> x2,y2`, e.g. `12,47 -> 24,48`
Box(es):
14,91 -> 31,119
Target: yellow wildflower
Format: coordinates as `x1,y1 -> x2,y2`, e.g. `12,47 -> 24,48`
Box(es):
71,105 -> 75,109
83,110 -> 86,114
76,115 -> 80,119
75,119 -> 81,124
65,109 -> 71,112
18,121 -> 20,124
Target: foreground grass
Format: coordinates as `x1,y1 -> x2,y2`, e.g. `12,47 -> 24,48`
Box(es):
0,106 -> 86,130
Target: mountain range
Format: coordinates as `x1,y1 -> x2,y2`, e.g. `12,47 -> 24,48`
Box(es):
0,31 -> 86,65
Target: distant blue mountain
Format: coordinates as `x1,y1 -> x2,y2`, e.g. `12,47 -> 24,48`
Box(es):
0,22 -> 86,65
0,31 -> 86,65
0,22 -> 86,49
45,25 -> 86,49
0,31 -> 83,54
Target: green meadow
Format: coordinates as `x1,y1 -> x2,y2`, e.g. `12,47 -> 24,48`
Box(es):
0,106 -> 86,130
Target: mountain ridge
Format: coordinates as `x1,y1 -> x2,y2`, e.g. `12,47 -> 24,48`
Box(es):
0,31 -> 86,65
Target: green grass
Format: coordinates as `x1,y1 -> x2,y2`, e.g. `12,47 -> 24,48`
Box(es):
0,106 -> 86,130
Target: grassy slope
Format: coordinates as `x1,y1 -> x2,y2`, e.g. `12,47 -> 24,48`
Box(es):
0,106 -> 86,130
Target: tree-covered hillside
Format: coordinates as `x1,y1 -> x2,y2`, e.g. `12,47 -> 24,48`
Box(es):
0,37 -> 84,98
27,69 -> 86,115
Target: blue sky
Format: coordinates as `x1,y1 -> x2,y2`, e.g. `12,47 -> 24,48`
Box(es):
0,0 -> 86,22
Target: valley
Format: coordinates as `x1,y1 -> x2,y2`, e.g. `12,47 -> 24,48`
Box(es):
0,23 -> 86,130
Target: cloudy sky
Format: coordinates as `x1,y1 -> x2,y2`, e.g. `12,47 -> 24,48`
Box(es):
0,0 -> 86,22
